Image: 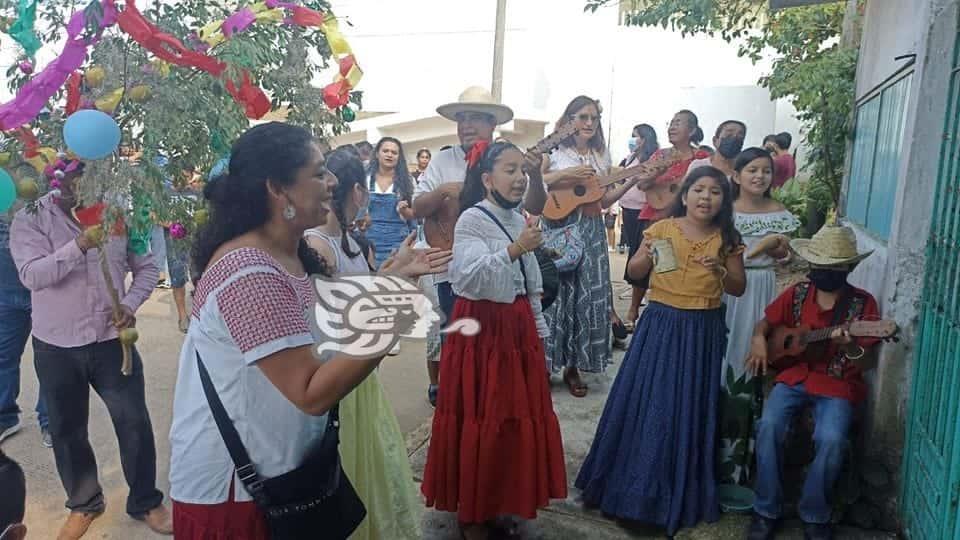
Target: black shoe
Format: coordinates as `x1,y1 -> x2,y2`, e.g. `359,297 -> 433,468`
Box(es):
746,513 -> 777,540
803,521 -> 833,540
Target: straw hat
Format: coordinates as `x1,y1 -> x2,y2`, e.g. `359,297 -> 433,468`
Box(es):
790,224 -> 874,267
436,86 -> 514,125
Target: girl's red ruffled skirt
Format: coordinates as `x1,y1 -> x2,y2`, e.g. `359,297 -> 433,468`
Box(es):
421,296 -> 567,524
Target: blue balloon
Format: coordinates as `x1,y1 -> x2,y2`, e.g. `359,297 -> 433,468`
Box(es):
208,156 -> 229,180
0,169 -> 16,213
63,110 -> 121,160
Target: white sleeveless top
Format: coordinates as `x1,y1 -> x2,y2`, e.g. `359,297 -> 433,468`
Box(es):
304,229 -> 370,274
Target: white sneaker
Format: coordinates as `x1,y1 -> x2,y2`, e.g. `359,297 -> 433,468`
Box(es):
388,342 -> 401,356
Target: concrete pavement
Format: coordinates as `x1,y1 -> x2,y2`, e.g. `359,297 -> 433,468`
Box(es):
3,251 -> 896,539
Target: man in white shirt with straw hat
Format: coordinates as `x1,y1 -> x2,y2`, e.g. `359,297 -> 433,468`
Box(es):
413,86 -> 514,407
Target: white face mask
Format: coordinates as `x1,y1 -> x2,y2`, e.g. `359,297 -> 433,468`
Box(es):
627,137 -> 638,152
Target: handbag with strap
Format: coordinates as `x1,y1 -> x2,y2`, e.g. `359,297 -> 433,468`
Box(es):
196,352 -> 366,540
542,212 -> 585,274
472,206 -> 558,311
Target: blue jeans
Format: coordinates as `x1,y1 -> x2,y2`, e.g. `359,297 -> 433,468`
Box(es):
0,221 -> 48,430
753,383 -> 853,524
163,229 -> 189,288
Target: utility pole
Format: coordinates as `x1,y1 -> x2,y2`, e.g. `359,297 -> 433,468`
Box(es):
491,0 -> 507,102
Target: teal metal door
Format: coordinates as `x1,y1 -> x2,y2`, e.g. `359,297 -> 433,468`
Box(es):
902,19 -> 960,540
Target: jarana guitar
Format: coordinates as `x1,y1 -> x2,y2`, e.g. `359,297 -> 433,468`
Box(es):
540,153 -> 681,221
422,122 -> 579,250
767,319 -> 899,371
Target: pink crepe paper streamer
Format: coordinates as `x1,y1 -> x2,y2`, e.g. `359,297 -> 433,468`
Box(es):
0,1 -> 117,130
222,7 -> 256,37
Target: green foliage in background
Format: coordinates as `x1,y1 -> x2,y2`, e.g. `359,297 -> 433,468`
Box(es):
1,0 -> 360,244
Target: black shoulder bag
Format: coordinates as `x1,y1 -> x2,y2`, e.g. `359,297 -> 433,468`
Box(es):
472,206 -> 558,310
196,352 -> 366,539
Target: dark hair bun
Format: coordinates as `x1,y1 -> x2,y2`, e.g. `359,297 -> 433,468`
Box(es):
691,127 -> 705,145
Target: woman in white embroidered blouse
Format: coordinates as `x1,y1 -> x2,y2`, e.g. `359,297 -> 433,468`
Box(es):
168,123 -> 448,540
718,147 -> 801,488
421,141 -> 567,540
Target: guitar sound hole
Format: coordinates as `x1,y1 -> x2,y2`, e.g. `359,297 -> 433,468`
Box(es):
783,335 -> 795,349
574,185 -> 587,197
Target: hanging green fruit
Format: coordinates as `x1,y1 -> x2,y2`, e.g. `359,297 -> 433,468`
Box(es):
341,106 -> 356,122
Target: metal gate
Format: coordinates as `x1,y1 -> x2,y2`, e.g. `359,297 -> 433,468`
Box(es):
902,18 -> 960,540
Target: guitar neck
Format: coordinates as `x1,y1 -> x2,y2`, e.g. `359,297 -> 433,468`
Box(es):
804,325 -> 844,344
595,159 -> 674,189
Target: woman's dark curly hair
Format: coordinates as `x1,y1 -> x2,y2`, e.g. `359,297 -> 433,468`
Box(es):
326,147 -> 368,260
458,140 -> 520,214
668,165 -> 742,258
191,122 -> 329,281
367,136 -> 414,203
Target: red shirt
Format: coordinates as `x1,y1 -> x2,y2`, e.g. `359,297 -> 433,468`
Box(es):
764,282 -> 880,404
638,148 -> 710,221
771,154 -> 796,189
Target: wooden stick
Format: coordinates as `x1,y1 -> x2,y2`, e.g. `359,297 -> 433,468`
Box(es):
98,247 -> 133,376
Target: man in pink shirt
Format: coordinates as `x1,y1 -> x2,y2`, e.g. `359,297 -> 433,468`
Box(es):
10,161 -> 172,539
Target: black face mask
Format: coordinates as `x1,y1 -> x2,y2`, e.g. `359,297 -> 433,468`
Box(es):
490,189 -> 522,209
807,269 -> 849,292
717,136 -> 745,159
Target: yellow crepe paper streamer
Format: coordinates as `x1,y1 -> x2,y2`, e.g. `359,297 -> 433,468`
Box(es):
25,147 -> 57,172
320,15 -> 352,56
95,87 -> 124,113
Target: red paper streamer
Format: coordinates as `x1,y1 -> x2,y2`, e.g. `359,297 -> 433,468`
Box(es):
289,6 -> 325,27
16,128 -> 40,158
74,202 -> 126,235
322,80 -> 350,109
116,0 -> 225,77
65,71 -> 82,115
226,71 -> 271,120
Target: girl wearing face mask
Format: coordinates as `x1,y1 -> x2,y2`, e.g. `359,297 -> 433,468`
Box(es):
717,147 -> 801,488
421,141 -> 567,540
304,148 -> 444,540
577,167 -> 746,536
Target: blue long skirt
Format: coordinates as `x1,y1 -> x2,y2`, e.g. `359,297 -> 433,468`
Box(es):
575,301 -> 726,535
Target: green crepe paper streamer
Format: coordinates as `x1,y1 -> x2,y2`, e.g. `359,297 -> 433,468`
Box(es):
8,0 -> 40,59
210,129 -> 230,155
127,189 -> 154,256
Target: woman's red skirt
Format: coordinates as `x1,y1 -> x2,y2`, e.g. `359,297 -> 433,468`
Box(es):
173,480 -> 270,540
421,296 -> 567,524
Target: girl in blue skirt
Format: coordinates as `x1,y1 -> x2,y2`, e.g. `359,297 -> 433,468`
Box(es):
575,166 -> 746,536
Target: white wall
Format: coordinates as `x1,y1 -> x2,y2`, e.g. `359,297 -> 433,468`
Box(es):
855,0 -> 925,100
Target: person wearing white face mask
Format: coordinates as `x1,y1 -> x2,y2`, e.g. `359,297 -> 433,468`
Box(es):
617,123 -> 660,328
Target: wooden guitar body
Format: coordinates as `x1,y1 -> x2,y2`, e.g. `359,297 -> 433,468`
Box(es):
767,325 -> 814,370
766,319 -> 899,371
542,180 -> 604,221
645,179 -> 683,211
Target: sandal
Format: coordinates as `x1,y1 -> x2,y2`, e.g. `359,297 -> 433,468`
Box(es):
427,384 -> 438,408
612,321 -> 628,340
563,369 -> 588,398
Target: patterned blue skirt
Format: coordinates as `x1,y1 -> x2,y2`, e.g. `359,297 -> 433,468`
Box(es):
575,302 -> 726,535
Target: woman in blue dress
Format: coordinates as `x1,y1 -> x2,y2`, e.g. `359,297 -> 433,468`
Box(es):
366,137 -> 417,269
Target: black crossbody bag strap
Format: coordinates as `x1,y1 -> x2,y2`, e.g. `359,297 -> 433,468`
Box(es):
472,205 -> 528,282
195,351 -> 340,500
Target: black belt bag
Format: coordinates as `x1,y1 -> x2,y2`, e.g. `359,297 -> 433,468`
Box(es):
196,352 -> 366,539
